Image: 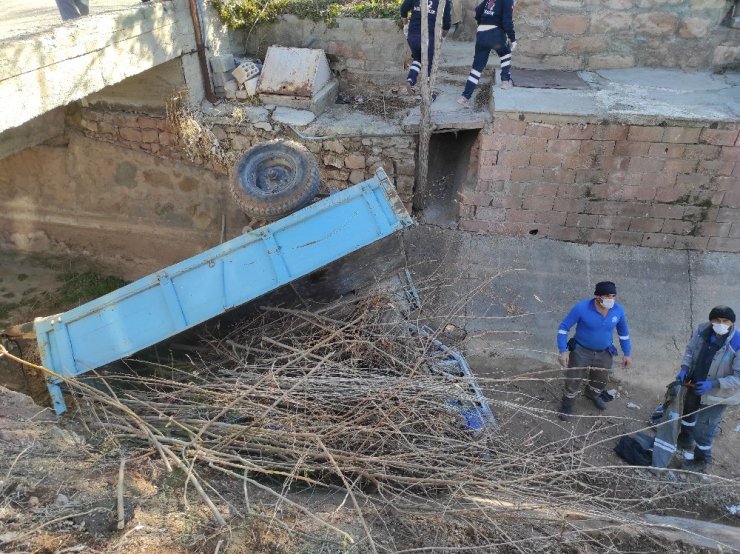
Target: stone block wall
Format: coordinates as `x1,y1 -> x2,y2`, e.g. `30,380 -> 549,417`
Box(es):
232,6 -> 737,76
72,106 -> 416,210
460,115 -> 740,252
457,0 -> 739,70
239,16 -> 408,87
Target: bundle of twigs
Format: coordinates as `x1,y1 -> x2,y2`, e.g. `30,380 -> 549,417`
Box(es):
62,289 -> 738,552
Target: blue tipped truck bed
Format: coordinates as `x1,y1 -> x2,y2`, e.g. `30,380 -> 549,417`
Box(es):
35,169 -> 413,414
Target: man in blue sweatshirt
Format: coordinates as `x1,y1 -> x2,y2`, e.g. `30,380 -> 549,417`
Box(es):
556,281 -> 632,420
457,0 -> 516,109
400,0 -> 452,94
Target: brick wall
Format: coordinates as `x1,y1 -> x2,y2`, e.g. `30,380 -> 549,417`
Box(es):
73,107 -> 416,211
461,115 -> 740,252
459,0 -> 739,71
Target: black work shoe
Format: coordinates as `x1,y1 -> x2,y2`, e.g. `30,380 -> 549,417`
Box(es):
682,459 -> 710,473
591,394 -> 607,411
558,403 -> 573,421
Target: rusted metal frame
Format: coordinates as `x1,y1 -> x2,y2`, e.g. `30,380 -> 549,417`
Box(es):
188,0 -> 217,103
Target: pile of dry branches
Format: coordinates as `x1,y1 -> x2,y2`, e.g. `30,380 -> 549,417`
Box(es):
61,289 -> 739,552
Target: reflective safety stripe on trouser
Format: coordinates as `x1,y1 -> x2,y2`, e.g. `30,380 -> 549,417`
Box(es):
691,403 -> 727,462
562,344 -> 612,400
499,52 -> 512,82
406,32 -> 436,86
462,27 -> 512,99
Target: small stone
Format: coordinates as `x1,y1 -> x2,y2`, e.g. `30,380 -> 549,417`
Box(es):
626,402 -> 641,409
344,154 -> 365,169
29,496 -> 39,507
54,494 -> 70,507
349,169 -> 365,184
271,107 -> 316,127
254,122 -> 272,131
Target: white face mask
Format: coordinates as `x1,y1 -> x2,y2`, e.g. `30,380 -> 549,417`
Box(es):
712,323 -> 730,335
600,298 -> 615,309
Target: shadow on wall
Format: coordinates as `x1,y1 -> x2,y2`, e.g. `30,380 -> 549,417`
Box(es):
415,129 -> 479,228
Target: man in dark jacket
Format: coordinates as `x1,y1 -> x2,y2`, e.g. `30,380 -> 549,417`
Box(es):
400,0 -> 452,94
674,305 -> 740,472
457,0 -> 516,108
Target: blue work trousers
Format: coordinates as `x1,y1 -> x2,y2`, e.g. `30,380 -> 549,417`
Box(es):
677,391 -> 726,463
406,30 -> 436,86
462,28 -> 511,99
56,0 -> 89,20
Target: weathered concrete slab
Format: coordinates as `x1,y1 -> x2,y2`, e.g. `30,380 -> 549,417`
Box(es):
82,59 -> 185,112
297,105 -> 405,139
496,68 -> 740,123
0,108 -> 65,160
0,0 -> 195,134
402,79 -> 492,132
272,107 -> 316,127
512,68 -> 589,90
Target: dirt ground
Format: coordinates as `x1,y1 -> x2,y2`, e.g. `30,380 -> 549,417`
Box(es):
463,344 -> 740,483
1,251 -> 739,553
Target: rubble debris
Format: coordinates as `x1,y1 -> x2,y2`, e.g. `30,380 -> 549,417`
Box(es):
210,55 -> 262,101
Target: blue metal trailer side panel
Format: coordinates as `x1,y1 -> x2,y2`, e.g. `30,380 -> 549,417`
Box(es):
35,170 -> 412,414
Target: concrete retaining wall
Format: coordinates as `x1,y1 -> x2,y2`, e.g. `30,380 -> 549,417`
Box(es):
238,16 -> 408,86
0,133 -> 231,279
461,115 -> 740,253
404,225 -> 740,393
70,106 -> 417,209
0,105 -> 416,277
235,2 -> 738,78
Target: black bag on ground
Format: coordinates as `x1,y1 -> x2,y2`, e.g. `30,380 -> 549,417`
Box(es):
614,435 -> 652,466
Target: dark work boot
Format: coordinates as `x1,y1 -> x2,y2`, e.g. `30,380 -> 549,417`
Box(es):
682,458 -> 710,473
585,389 -> 607,411
558,398 -> 574,421
591,394 -> 607,411
677,431 -> 694,451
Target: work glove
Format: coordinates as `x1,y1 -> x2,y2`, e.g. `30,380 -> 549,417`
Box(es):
557,352 -> 568,367
694,380 -> 715,395
676,368 -> 687,382
510,40 -> 518,52
403,22 -> 409,37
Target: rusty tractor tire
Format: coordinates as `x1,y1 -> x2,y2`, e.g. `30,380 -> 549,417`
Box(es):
230,140 -> 320,220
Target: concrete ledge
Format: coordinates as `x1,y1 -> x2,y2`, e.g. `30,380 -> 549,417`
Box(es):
496,68 -> 740,125
0,0 -> 196,134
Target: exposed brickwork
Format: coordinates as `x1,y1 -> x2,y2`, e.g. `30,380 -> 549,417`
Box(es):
462,115 -> 740,252
71,107 -> 416,209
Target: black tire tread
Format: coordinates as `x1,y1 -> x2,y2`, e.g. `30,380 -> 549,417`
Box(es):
229,140 -> 320,219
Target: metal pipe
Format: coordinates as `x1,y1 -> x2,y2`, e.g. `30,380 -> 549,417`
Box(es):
188,0 -> 217,103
